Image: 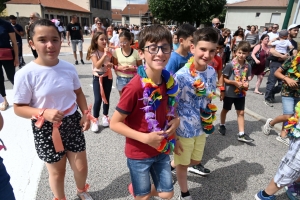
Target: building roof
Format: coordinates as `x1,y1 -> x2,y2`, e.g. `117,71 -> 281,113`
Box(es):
122,4 -> 149,16
6,0 -> 90,12
112,9 -> 122,20
226,0 -> 288,8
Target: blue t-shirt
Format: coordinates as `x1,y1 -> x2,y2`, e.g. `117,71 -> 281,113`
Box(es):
174,64 -> 216,138
0,19 -> 14,48
165,52 -> 193,74
173,43 -> 179,51
12,24 -> 23,43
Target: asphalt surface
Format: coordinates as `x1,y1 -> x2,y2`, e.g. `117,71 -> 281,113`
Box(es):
5,45 -> 291,200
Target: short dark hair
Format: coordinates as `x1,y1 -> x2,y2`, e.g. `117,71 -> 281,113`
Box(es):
218,36 -> 225,47
29,19 -> 61,40
138,24 -> 172,51
193,27 -> 219,45
119,30 -> 132,41
236,41 -> 251,52
9,15 -> 17,20
176,24 -> 196,40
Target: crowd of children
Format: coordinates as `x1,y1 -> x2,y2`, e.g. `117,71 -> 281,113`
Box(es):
0,17 -> 298,200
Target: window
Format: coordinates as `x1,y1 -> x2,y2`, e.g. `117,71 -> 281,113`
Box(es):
50,14 -> 54,19
256,13 -> 260,17
92,0 -> 110,10
126,17 -> 129,21
45,14 -> 49,19
270,13 -> 281,23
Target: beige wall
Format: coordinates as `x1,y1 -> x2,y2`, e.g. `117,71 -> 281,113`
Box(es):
68,0 -> 90,11
6,4 -> 42,17
225,7 -> 286,33
130,16 -> 141,26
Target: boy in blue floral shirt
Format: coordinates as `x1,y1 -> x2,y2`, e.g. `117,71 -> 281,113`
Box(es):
172,27 -> 218,200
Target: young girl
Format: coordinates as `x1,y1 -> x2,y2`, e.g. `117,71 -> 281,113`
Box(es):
13,19 -> 93,200
86,32 -> 113,132
112,31 -> 142,95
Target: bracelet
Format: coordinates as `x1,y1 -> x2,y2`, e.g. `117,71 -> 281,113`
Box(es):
219,86 -> 225,91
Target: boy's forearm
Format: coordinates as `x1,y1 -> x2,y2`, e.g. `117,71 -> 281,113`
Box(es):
110,121 -> 147,143
224,77 -> 236,86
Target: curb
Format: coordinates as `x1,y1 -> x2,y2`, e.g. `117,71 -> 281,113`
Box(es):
215,91 -> 282,133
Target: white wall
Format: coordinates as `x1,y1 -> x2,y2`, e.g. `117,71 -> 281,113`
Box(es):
130,16 -> 141,26
7,4 -> 41,17
225,7 -> 286,33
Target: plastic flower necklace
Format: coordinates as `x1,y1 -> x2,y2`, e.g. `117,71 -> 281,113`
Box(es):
284,101 -> 300,138
232,58 -> 249,97
138,66 -> 179,154
287,52 -> 300,79
185,57 -> 217,134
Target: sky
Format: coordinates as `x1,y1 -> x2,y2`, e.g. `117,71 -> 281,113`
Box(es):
111,0 -> 244,9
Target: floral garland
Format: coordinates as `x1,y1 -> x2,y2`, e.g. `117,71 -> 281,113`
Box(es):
284,101 -> 300,138
186,57 -> 217,134
232,58 -> 249,97
138,66 -> 179,154
287,52 -> 300,79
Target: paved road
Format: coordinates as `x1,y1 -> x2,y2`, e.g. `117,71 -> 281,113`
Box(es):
0,43 -> 291,200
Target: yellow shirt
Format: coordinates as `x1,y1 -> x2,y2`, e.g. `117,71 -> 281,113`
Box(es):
112,48 -> 141,78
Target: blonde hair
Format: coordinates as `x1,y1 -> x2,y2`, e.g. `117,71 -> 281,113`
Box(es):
86,32 -> 105,60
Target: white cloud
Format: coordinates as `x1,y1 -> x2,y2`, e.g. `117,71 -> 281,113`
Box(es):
112,0 -> 147,9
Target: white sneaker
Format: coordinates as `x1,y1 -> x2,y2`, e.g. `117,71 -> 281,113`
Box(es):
276,136 -> 290,146
91,121 -> 99,132
262,118 -> 273,135
178,195 -> 193,200
102,116 -> 110,127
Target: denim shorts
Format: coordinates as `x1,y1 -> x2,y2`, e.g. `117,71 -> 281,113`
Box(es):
116,76 -> 133,91
127,154 -> 173,196
71,40 -> 83,52
0,157 -> 16,200
274,138 -> 300,187
282,96 -> 300,115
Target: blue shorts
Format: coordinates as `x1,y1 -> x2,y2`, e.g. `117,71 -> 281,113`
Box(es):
0,157 -> 15,200
127,154 -> 173,196
116,76 -> 133,91
282,96 -> 300,115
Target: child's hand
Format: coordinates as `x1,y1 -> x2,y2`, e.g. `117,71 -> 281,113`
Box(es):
234,81 -> 243,88
174,140 -> 183,156
165,117 -> 180,136
44,109 -> 64,124
145,131 -> 164,148
285,77 -> 298,89
243,82 -> 249,88
255,60 -> 260,65
106,63 -> 113,69
80,114 -> 91,131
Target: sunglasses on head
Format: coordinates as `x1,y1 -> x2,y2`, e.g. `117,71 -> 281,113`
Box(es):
272,26 -> 278,29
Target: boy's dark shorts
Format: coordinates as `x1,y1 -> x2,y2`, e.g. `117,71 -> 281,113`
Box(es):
223,96 -> 245,110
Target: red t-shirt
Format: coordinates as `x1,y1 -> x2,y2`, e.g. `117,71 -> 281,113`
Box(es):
116,75 -> 168,159
210,55 -> 222,71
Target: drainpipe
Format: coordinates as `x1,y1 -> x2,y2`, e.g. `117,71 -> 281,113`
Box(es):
292,0 -> 300,23
282,0 -> 295,29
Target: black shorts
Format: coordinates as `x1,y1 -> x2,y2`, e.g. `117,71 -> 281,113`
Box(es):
223,96 -> 245,110
31,111 -> 86,163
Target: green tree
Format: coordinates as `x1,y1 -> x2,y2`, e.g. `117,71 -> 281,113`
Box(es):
149,0 -> 226,25
0,0 -> 6,14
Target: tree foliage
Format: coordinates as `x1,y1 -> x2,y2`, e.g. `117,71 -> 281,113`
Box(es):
149,0 -> 226,24
0,0 -> 6,14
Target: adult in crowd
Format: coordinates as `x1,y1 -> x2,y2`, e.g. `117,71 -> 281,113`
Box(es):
66,15 -> 84,65
268,24 -> 279,41
212,18 -> 222,34
84,24 -> 89,36
231,27 -> 244,58
9,15 -> 25,68
0,18 -> 19,110
245,25 -> 259,49
221,28 -> 231,65
91,17 -> 100,32
107,25 -> 113,40
264,24 -> 299,107
109,27 -> 124,49
131,25 -> 140,41
249,34 -> 270,95
244,25 -> 251,35
26,12 -> 40,58
91,20 -> 106,38
267,26 -> 273,33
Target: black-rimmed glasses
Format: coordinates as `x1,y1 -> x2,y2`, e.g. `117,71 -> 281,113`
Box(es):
143,44 -> 172,54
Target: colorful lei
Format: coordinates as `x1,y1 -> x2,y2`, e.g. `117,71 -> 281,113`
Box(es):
287,52 -> 300,79
186,57 -> 217,134
232,58 -> 249,97
284,101 -> 300,138
138,66 -> 179,154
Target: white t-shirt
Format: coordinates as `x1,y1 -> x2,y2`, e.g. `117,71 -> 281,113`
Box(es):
271,40 -> 293,54
268,32 -> 279,41
109,34 -> 119,47
13,60 -> 81,116
244,30 -> 250,36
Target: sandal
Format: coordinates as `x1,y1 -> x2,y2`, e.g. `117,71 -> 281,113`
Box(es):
253,91 -> 264,95
0,102 -> 9,111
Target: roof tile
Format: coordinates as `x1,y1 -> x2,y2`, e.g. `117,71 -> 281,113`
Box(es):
227,0 -> 288,7
122,4 -> 148,15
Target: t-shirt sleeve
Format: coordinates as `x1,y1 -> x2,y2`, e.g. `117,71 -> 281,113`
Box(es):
271,40 -> 279,46
215,56 -> 222,71
13,71 -> 33,104
116,82 -> 139,115
287,40 -> 293,47
134,50 -> 141,60
222,63 -> 232,77
165,56 -> 178,75
6,22 -> 14,33
66,24 -> 71,32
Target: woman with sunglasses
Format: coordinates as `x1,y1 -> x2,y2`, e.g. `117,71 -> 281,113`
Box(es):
231,28 -> 244,58
91,20 -> 106,38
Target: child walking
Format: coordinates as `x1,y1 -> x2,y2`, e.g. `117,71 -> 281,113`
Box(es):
110,25 -> 180,200
13,19 -> 93,200
112,31 -> 142,95
86,32 -> 113,132
219,41 -> 254,143
172,27 -> 218,200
